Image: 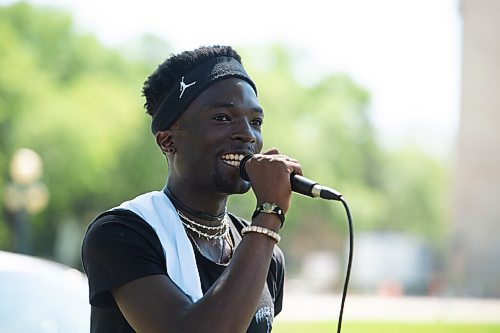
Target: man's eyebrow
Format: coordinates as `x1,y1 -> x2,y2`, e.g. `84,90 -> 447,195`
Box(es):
208,102 -> 264,114
208,102 -> 236,109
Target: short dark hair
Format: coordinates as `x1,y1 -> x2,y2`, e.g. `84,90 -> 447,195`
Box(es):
142,45 -> 243,118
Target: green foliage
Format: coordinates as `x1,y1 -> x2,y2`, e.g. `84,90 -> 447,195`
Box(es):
230,45 -> 449,265
0,3 -> 450,271
378,147 -> 450,244
0,3 -> 165,257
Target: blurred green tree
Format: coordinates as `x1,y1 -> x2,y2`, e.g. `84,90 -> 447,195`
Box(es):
0,3 -> 449,272
230,45 -> 449,271
0,3 -> 166,258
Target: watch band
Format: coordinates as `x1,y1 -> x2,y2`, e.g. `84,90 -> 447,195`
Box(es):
252,202 -> 285,227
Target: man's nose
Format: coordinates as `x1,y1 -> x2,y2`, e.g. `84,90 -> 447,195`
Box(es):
232,119 -> 257,143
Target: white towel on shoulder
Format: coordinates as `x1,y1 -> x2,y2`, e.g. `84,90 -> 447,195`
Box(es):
114,191 -> 203,302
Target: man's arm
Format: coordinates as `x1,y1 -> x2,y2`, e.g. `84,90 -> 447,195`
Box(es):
112,150 -> 300,333
112,213 -> 280,333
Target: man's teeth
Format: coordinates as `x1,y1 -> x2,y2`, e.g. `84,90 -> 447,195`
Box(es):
220,153 -> 244,167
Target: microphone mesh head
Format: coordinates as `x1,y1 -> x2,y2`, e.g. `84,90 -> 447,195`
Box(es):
239,154 -> 253,181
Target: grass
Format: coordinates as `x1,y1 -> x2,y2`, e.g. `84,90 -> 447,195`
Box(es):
272,321 -> 500,333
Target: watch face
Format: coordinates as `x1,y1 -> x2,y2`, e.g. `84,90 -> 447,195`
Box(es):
253,202 -> 285,225
262,202 -> 277,213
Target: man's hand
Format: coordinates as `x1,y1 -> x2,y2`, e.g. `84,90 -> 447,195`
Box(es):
243,148 -> 302,214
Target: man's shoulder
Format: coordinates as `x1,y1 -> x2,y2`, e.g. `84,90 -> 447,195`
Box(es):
88,190 -> 163,230
85,208 -> 156,242
90,208 -> 144,228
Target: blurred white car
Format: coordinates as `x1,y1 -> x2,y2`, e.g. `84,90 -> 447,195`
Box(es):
0,250 -> 90,333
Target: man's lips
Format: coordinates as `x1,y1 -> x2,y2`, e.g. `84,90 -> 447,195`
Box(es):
219,153 -> 245,168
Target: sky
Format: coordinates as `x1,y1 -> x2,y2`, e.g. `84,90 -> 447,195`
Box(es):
2,0 -> 462,157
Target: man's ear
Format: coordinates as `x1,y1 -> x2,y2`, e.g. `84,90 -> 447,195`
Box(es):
155,130 -> 176,155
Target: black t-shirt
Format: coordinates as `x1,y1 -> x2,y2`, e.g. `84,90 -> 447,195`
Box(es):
81,209 -> 285,333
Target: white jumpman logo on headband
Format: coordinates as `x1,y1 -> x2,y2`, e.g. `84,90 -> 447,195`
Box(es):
179,76 -> 197,98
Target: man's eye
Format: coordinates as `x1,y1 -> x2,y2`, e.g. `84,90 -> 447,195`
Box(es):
251,118 -> 263,126
212,115 -> 231,122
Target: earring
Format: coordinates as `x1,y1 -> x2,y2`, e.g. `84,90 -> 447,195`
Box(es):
166,144 -> 176,154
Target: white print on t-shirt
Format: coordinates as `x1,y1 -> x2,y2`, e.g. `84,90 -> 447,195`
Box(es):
255,306 -> 274,333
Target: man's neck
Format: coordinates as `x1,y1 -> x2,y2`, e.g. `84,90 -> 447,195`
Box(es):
165,180 -> 228,224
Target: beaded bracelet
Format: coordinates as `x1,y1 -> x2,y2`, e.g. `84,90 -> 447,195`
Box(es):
241,225 -> 281,243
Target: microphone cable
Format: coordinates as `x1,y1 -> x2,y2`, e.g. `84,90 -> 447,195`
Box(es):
336,197 -> 353,333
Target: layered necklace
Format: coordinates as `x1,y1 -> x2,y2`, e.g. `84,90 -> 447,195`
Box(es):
177,209 -> 229,240
177,209 -> 234,264
164,187 -> 234,264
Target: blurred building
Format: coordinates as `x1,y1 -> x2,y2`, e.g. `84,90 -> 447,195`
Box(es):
449,0 -> 500,297
351,232 -> 433,295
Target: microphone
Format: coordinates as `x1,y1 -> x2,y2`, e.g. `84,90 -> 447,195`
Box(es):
239,154 -> 343,201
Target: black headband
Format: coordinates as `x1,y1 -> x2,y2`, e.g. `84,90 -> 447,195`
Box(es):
151,56 -> 257,134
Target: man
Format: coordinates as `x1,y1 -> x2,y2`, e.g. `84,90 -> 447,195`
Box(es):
82,45 -> 302,332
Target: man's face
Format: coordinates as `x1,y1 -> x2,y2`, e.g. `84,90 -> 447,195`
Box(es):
170,77 -> 264,195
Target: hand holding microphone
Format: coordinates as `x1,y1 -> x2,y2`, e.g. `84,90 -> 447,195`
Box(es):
240,151 -> 342,202
239,149 -> 301,213
240,151 -> 349,333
